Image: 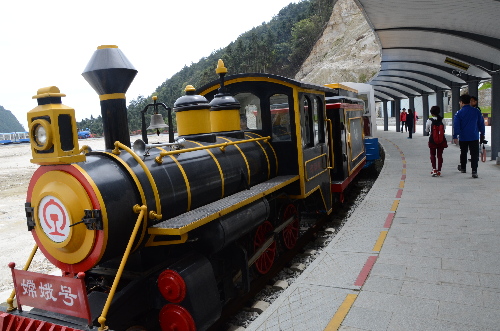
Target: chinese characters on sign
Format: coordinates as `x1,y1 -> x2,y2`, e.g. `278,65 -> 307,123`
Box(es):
10,267 -> 91,324
20,279 -> 78,306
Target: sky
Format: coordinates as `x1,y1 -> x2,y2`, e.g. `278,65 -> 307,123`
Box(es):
0,0 -> 295,129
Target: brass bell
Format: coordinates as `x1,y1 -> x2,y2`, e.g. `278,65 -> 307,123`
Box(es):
147,114 -> 169,130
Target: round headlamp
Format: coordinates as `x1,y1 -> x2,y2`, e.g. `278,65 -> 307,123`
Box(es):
30,119 -> 53,151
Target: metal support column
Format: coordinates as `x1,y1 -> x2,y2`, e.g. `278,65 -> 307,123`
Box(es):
395,99 -> 401,132
436,90 -> 445,118
422,94 -> 430,136
468,80 -> 479,100
491,73 -> 500,160
451,85 -> 461,138
383,100 -> 388,131
390,100 -> 395,118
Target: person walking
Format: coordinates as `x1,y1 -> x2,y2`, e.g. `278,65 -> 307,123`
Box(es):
470,96 -> 481,111
413,110 -> 419,133
453,94 -> 485,178
400,108 -> 407,132
406,108 -> 414,139
426,106 -> 447,176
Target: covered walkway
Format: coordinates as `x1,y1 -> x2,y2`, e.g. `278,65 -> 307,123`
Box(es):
354,0 -> 500,161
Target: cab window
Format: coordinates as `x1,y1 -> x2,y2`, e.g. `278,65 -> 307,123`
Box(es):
270,94 -> 291,141
314,96 -> 325,144
235,92 -> 261,130
302,96 -> 313,147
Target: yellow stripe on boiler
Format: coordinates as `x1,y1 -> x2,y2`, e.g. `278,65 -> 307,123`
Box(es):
189,140 -> 225,198
168,155 -> 192,211
219,136 -> 251,185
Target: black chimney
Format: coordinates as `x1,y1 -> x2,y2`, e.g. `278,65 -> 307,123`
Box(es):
82,45 -> 137,149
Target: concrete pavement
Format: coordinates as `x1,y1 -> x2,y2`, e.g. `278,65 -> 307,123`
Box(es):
245,125 -> 500,331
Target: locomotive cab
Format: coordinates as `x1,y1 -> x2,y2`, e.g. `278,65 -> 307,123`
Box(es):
198,73 -> 333,213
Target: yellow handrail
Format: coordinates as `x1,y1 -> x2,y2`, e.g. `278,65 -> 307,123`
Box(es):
155,136 -> 271,164
98,205 -> 147,331
7,244 -> 38,312
112,142 -> 162,220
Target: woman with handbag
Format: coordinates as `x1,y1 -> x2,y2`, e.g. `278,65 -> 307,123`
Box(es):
426,106 -> 448,177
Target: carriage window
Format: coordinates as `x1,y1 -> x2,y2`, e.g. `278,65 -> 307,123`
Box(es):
235,92 -> 261,130
302,96 -> 313,147
314,96 -> 325,144
270,94 -> 291,141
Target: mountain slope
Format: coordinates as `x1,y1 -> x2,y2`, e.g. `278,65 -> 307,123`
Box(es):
295,0 -> 380,84
0,106 -> 25,132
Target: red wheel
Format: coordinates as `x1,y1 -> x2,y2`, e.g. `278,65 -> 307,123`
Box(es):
158,270 -> 186,303
253,221 -> 276,274
159,304 -> 195,331
282,204 -> 299,250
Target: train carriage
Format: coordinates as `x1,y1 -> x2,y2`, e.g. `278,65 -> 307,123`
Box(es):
324,86 -> 367,202
0,133 -> 13,145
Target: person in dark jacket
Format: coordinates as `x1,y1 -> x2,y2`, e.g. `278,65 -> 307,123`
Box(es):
406,108 -> 414,139
452,94 -> 485,178
470,96 -> 481,111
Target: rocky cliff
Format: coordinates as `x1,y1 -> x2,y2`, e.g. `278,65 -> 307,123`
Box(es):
295,0 -> 381,85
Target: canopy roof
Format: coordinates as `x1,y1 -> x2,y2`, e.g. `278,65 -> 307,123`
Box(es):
354,0 -> 500,100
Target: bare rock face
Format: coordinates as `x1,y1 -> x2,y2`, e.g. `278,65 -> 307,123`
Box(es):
295,0 -> 381,84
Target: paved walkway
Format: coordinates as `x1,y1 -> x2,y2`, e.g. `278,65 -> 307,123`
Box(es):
245,126 -> 500,331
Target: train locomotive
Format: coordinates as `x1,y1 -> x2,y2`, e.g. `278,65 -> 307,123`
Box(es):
0,45 -> 373,331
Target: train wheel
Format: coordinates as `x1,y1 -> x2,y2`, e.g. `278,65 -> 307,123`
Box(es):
281,203 -> 300,250
253,221 -> 276,274
159,304 -> 196,331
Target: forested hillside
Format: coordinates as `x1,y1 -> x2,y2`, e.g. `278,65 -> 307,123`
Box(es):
78,0 -> 336,136
0,106 -> 25,132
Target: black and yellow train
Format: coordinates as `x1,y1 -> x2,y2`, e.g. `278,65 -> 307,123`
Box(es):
0,46 -> 373,331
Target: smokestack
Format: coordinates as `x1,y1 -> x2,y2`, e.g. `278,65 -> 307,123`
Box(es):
82,45 -> 137,149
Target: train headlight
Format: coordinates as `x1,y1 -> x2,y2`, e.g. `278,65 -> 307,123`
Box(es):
35,125 -> 47,144
30,119 -> 53,151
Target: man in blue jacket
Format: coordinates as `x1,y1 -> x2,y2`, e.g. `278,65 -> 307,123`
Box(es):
452,94 -> 485,178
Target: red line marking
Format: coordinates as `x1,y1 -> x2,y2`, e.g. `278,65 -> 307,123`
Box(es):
396,189 -> 403,198
401,175 -> 406,180
401,157 -> 405,160
384,213 -> 395,228
354,256 -> 378,286
403,164 -> 406,168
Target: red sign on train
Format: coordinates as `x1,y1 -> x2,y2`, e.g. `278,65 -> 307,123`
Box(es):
10,266 -> 91,324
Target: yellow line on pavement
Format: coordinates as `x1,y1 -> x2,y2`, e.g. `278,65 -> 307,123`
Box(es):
324,294 -> 358,331
390,200 -> 399,211
373,231 -> 388,251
